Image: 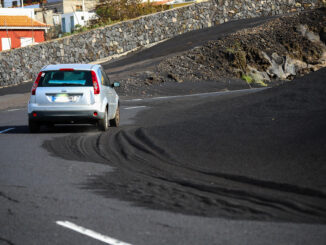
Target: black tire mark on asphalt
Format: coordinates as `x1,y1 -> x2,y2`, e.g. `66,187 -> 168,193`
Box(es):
0,237 -> 15,245
0,192 -> 19,203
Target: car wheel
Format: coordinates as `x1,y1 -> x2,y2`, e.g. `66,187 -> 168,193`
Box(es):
29,120 -> 40,133
110,105 -> 120,127
98,108 -> 109,131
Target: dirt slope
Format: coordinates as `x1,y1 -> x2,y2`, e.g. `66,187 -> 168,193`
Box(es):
158,9 -> 326,83
115,8 -> 326,97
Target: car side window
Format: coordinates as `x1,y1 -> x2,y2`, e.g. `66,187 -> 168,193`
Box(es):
100,68 -> 111,86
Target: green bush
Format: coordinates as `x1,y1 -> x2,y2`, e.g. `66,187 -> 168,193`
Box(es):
95,0 -> 169,23
62,32 -> 72,37
241,74 -> 253,84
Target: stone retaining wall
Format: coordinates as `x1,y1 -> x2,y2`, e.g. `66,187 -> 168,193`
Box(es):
0,0 -> 322,87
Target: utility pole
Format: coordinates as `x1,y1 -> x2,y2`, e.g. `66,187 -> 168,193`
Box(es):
82,0 -> 85,12
21,0 -> 24,8
4,20 -> 12,49
82,0 -> 85,23
31,11 -> 34,44
71,5 -> 81,28
82,0 -> 86,25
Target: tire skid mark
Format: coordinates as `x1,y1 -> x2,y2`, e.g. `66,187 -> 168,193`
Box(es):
0,237 -> 15,245
43,69 -> 326,223
0,191 -> 19,203
199,170 -> 326,199
43,127 -> 326,223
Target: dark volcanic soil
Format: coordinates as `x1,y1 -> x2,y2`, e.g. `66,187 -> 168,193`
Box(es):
114,9 -> 326,97
158,9 -> 326,81
44,68 -> 326,223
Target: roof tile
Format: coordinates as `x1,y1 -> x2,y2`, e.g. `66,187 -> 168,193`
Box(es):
0,15 -> 48,28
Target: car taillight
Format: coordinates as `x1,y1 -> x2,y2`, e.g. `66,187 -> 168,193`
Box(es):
31,72 -> 42,95
60,68 -> 74,71
91,71 -> 100,95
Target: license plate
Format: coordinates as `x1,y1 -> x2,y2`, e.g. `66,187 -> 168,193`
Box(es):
52,94 -> 69,102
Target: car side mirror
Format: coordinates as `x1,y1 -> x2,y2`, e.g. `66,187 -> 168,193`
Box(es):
112,82 -> 120,88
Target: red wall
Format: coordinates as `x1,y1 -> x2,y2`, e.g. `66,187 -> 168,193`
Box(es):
0,30 -> 45,51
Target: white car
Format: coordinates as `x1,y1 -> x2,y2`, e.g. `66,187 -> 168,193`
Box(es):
28,64 -> 120,133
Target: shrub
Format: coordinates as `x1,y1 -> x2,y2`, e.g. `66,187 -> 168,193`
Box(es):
241,74 -> 253,84
62,32 -> 72,37
95,0 -> 170,23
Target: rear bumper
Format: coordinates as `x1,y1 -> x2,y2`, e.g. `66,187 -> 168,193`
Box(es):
28,110 -> 105,124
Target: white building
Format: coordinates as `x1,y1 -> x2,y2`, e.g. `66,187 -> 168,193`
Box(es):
1,0 -> 22,8
0,7 -> 34,18
61,11 -> 96,33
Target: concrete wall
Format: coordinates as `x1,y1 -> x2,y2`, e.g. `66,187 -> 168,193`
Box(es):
35,8 -> 61,26
44,0 -> 98,13
0,0 -> 322,87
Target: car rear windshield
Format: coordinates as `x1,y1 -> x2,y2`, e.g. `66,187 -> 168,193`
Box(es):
38,70 -> 93,87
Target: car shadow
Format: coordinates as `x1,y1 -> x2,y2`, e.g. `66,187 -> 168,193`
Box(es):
0,124 -> 101,134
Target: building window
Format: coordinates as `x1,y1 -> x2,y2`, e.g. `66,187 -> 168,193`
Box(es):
20,37 -> 34,47
12,1 -> 18,7
76,5 -> 82,11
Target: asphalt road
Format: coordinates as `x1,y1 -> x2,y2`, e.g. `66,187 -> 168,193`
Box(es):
1,14 -> 326,245
1,87 -> 326,245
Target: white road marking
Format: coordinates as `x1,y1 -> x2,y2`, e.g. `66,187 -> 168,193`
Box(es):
122,88 -> 266,102
7,109 -> 20,112
127,99 -> 143,102
124,106 -> 147,110
56,221 -> 133,245
0,128 -> 15,134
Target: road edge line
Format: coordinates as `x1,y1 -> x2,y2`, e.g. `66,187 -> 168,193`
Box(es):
56,220 -> 133,245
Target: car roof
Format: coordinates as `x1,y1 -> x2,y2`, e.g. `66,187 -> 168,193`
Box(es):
41,64 -> 99,71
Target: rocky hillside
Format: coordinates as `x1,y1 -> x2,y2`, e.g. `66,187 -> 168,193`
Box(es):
119,8 -> 325,92
159,9 -> 326,87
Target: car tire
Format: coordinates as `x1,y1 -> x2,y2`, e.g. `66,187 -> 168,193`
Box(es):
98,108 -> 109,131
29,120 -> 40,133
110,105 -> 120,127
